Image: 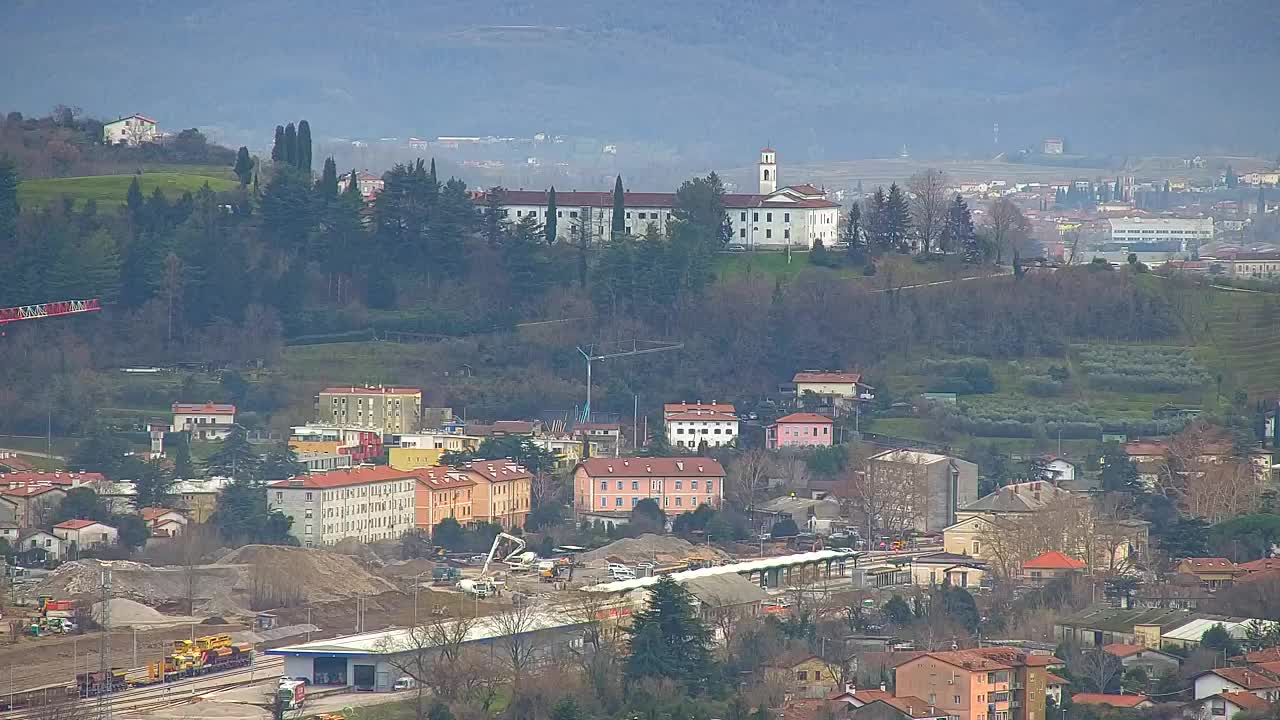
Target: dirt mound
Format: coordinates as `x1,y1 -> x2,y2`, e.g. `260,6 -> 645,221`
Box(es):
216,544 -> 397,603
580,534 -> 728,565
93,598 -> 174,625
30,559 -> 244,613
375,558 -> 436,580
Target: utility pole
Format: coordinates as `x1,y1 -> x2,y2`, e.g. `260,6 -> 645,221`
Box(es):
98,569 -> 112,720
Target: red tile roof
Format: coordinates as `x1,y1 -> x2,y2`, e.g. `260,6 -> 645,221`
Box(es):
904,649 -> 1012,672
1255,661 -> 1280,677
0,472 -> 105,486
1216,692 -> 1273,713
319,386 -> 421,396
269,466 -> 421,489
1101,644 -> 1145,659
1200,668 -> 1280,690
1179,557 -> 1239,572
1071,694 -> 1150,708
663,402 -> 736,415
871,698 -> 946,719
461,461 -> 532,483
54,519 -> 106,530
774,413 -> 835,425
578,457 -> 725,478
1023,551 -> 1087,570
140,507 -> 182,522
665,412 -> 739,422
793,371 -> 862,384
1244,648 -> 1280,664
1238,558 -> 1280,573
1045,672 -> 1070,686
0,485 -> 65,498
172,402 -> 236,415
412,466 -> 476,490
1123,441 -> 1169,457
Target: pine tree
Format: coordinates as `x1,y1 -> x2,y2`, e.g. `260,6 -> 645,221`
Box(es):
545,186 -> 558,245
624,576 -> 715,693
345,169 -> 361,199
296,120 -> 313,174
866,187 -> 888,251
80,228 -> 122,302
234,146 -> 254,185
943,194 -> 979,262
1114,179 -> 1123,202
843,202 -> 864,263
283,123 -> 297,167
885,183 -> 911,251
319,157 -> 339,198
611,175 -> 625,238
205,424 -> 260,481
271,125 -> 285,163
0,155 -> 17,253
428,158 -> 437,185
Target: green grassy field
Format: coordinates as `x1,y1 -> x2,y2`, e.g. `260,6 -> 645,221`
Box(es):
19,170 -> 238,208
714,250 -> 995,287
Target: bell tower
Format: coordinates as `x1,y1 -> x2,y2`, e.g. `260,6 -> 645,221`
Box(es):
759,148 -> 777,194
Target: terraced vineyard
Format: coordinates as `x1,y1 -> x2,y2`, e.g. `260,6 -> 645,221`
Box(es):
1198,290 -> 1280,396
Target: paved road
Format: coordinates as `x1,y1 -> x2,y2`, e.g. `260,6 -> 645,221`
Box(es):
870,268 -> 1012,293
0,447 -> 65,461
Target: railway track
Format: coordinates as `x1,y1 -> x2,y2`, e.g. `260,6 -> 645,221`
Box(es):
0,657 -> 284,720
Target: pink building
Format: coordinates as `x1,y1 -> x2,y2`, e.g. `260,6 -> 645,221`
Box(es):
573,457 -> 724,517
766,413 -> 835,449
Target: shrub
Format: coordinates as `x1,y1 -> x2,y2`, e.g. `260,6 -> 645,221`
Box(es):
1023,375 -> 1064,397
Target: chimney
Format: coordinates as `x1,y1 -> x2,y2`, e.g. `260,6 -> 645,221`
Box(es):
880,682 -> 887,692
676,461 -> 684,471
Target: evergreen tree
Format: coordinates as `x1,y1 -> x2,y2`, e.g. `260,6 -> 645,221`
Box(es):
271,125 -> 285,163
943,194 -> 979,262
482,187 -> 507,248
1259,185 -> 1267,216
253,172 -> 259,197
842,201 -> 864,264
125,175 -> 144,228
504,214 -> 552,300
261,167 -> 316,252
169,432 -> 194,479
1225,165 -> 1238,189
1114,179 -> 1123,202
260,443 -> 306,482
885,182 -> 911,251
611,175 -> 625,238
866,186 -> 889,251
296,120 -> 313,174
318,157 -> 339,199
204,424 -> 260,481
345,169 -> 361,199
624,576 -> 715,692
545,186 -> 558,245
234,146 -> 254,185
209,478 -> 296,545
132,459 -> 176,509
283,123 -> 297,166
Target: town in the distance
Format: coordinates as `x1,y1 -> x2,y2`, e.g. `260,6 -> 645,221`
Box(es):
3,97 -> 1280,720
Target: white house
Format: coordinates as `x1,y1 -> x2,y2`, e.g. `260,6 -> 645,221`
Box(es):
792,371 -> 873,414
52,519 -> 119,554
171,402 -> 237,440
140,508 -> 188,538
663,402 -> 739,449
477,149 -> 841,249
18,530 -> 62,560
1193,668 -> 1280,702
338,171 -> 385,200
103,114 -> 159,146
1189,692 -> 1274,720
1044,458 -> 1077,483
0,520 -> 19,545
267,466 -> 419,548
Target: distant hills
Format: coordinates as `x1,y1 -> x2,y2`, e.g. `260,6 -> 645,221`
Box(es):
5,0 -> 1279,165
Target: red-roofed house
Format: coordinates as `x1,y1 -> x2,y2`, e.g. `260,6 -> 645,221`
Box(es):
0,471 -> 107,490
1071,694 -> 1153,709
171,402 -> 237,440
0,485 -> 67,528
1101,644 -> 1180,675
454,460 -> 533,529
140,507 -> 188,538
1189,691 -> 1273,720
411,466 -> 475,530
767,413 -> 835,449
894,647 -> 1060,720
268,467 -> 422,546
1238,558 -> 1280,575
1194,668 -> 1280,701
53,519 -> 118,554
1177,558 -> 1243,589
573,457 -> 725,519
1045,673 -> 1069,706
1021,551 -> 1087,582
476,150 -> 840,248
663,403 -> 739,449
793,371 -> 874,414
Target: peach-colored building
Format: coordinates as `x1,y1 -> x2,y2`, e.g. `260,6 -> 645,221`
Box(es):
455,460 -> 532,530
766,412 -> 835,449
894,648 -> 1058,720
412,466 -> 475,530
573,457 -> 725,517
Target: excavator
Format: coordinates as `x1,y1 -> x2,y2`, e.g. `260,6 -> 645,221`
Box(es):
458,532 -> 526,597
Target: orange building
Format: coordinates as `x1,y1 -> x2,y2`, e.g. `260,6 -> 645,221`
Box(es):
412,466 -> 475,531
455,460 -> 533,530
894,648 -> 1059,720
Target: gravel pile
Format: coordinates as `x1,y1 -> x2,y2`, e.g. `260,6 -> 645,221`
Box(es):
92,598 -> 174,625
580,534 -> 728,565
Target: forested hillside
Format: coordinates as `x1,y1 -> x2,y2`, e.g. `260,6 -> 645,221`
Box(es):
5,1 -> 1280,158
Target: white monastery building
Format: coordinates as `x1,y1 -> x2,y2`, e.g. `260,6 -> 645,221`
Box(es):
103,114 -> 160,146
479,149 -> 841,249
663,402 -> 739,449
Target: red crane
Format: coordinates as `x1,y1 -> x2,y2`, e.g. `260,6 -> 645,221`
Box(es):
0,298 -> 102,326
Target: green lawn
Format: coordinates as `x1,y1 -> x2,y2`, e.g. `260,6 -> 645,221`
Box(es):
714,250 -> 997,288
0,434 -> 80,457
280,342 -> 429,385
19,171 -> 238,208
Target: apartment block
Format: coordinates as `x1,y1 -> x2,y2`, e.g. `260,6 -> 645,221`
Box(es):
894,648 -> 1058,720
317,386 -> 422,434
572,457 -> 725,517
268,467 -> 419,547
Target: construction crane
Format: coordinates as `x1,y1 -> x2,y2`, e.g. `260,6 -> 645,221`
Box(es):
0,298 -> 102,328
577,339 -> 683,424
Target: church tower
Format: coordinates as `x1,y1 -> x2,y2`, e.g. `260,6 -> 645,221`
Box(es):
759,148 -> 777,195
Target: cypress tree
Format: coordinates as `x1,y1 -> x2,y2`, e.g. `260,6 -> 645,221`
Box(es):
546,186 -> 558,245
233,146 -> 254,185
428,158 -> 437,185
284,123 -> 297,167
843,202 -> 863,263
319,157 -> 339,198
125,175 -> 144,230
344,169 -> 361,199
253,172 -> 260,197
296,120 -> 313,174
611,175 -> 625,238
1114,179 -> 1123,202
271,125 -> 285,162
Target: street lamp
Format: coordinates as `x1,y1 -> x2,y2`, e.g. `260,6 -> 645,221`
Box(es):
413,571 -> 431,626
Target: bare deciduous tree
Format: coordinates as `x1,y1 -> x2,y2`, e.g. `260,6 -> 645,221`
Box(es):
728,448 -> 774,509
984,198 -> 1030,264
381,610 -> 478,719
909,169 -> 949,253
489,603 -> 542,684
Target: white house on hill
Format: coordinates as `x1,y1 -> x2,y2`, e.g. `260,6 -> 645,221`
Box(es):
103,114 -> 159,146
